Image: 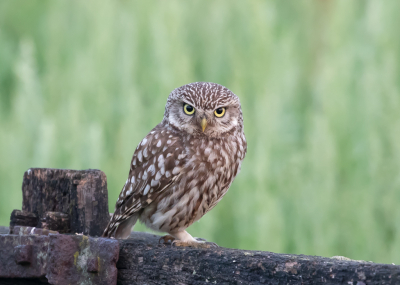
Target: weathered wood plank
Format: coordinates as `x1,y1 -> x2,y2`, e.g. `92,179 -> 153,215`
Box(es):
117,232 -> 400,285
1,226 -> 399,284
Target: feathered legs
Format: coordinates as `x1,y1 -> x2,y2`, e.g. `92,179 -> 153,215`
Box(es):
159,230 -> 218,248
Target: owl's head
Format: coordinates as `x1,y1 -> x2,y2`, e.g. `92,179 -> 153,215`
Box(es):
163,82 -> 243,138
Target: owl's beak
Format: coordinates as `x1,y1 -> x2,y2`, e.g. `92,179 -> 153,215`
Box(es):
201,118 -> 207,132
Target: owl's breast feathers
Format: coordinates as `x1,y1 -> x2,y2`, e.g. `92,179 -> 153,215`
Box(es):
179,126 -> 247,216
103,122 -> 246,236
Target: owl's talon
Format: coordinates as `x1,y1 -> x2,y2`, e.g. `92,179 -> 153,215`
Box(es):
195,237 -> 207,242
194,238 -> 218,247
159,235 -> 176,244
172,240 -> 219,249
207,242 -> 219,248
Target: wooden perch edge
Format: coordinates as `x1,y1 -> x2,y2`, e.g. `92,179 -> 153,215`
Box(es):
116,232 -> 398,285
1,229 -> 399,285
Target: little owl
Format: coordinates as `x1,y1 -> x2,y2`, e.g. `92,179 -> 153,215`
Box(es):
103,82 -> 247,248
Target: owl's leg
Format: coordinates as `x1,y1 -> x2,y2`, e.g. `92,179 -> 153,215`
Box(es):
170,230 -> 218,249
115,214 -> 138,239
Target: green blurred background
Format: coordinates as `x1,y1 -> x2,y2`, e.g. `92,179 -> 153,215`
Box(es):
1,0 -> 400,264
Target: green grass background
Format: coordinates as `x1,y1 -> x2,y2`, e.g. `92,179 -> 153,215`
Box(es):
1,0 -> 400,264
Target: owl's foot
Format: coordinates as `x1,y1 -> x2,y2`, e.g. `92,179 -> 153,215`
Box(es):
172,239 -> 219,249
159,235 -> 176,244
166,230 -> 219,248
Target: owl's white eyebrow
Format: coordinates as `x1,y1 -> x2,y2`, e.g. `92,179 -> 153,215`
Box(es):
182,101 -> 196,107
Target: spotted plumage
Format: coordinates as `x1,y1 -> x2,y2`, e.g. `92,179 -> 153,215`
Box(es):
103,82 -> 247,245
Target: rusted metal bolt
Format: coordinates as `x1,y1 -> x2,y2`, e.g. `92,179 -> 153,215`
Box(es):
87,257 -> 99,273
14,245 -> 33,265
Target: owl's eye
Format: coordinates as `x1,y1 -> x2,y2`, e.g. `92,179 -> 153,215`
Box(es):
183,103 -> 195,115
214,107 -> 226,118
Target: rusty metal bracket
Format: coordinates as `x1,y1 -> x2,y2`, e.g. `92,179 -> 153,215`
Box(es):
0,226 -> 119,285
0,232 -> 49,279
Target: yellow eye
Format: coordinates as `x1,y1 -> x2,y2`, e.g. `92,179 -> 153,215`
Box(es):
214,107 -> 226,118
183,103 -> 195,115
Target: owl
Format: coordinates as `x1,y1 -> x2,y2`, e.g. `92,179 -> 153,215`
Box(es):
102,82 -> 247,248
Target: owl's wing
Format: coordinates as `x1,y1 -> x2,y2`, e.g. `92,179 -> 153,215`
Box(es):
103,124 -> 186,237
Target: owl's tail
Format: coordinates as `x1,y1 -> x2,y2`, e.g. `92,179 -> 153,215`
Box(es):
102,213 -> 139,239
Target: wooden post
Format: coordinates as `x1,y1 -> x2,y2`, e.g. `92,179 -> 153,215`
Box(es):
20,168 -> 109,236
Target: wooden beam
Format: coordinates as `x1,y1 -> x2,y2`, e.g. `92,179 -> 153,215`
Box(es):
1,229 -> 399,284
115,231 -> 400,285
